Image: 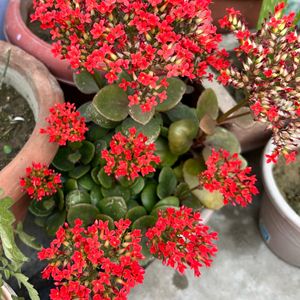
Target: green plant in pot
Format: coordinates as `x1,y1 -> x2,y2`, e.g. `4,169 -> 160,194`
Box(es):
0,191 -> 40,300
21,1 -> 300,299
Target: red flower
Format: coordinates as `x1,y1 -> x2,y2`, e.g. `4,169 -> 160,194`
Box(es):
20,163 -> 62,201
101,127 -> 160,181
40,102 -> 88,146
38,219 -> 145,300
146,206 -> 218,276
32,0 -> 228,112
199,149 -> 259,207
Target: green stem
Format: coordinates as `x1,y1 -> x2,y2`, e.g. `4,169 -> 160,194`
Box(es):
218,111 -> 251,124
217,99 -> 248,124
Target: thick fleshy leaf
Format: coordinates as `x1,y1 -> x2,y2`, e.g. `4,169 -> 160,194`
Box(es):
78,173 -> 95,191
52,147 -> 75,172
155,137 -> 178,167
98,196 -> 127,220
130,177 -> 145,195
132,215 -> 156,233
204,126 -> 241,154
77,102 -> 92,123
168,119 -> 198,155
129,105 -> 155,125
122,113 -> 162,143
199,114 -> 216,135
141,182 -> 159,212
86,123 -> 109,142
196,88 -> 219,121
127,200 -> 140,210
183,158 -> 224,210
166,103 -> 198,125
150,204 -> 178,218
65,189 -> 91,209
90,185 -> 103,208
101,185 -> 131,202
157,167 -> 177,199
96,214 -> 115,229
64,179 -> 79,193
67,203 -> 99,227
46,211 -> 66,236
73,70 -> 105,94
79,141 -> 95,165
97,168 -> 114,189
29,199 -> 55,217
67,151 -> 81,164
153,196 -> 179,209
91,167 -> 101,184
125,206 -> 147,223
92,84 -> 129,121
68,165 -> 91,179
156,78 -> 186,112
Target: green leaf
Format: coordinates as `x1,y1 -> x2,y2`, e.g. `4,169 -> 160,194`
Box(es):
92,84 -> 129,121
199,114 -> 216,135
132,215 -> 156,233
15,223 -> 41,251
66,189 -> 91,209
196,88 -> 219,121
79,141 -> 95,165
0,197 -> 27,265
52,147 -> 75,172
101,185 -> 131,202
98,197 -> 127,221
86,124 -> 109,142
28,199 -> 55,217
77,101 -> 92,123
129,105 -> 155,125
14,273 -> 40,300
125,206 -> 147,223
168,119 -> 198,155
122,113 -> 162,143
156,78 -> 186,112
64,179 -> 79,193
183,158 -> 224,210
257,0 -> 287,28
73,70 -> 105,94
67,203 -> 99,226
154,137 -> 178,167
166,103 -> 198,125
90,185 -> 103,208
141,182 -> 159,212
153,196 -> 179,209
130,177 -> 145,195
68,165 -> 91,179
204,127 -> 241,154
46,211 -> 67,236
97,168 -> 114,189
157,167 -> 177,199
78,173 -> 95,190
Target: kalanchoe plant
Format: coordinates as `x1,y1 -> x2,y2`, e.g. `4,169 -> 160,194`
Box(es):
23,2 -> 300,300
218,3 -> 300,163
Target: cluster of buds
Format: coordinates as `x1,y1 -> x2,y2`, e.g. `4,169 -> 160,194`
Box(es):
218,3 -> 300,163
146,206 -> 218,276
32,0 -> 228,112
40,102 -> 88,146
199,149 -> 259,207
101,127 -> 160,181
38,219 -> 145,300
20,162 -> 62,201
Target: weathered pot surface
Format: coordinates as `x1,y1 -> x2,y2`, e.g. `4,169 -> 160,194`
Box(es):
4,0 -> 73,85
259,139 -> 300,267
0,41 -> 63,222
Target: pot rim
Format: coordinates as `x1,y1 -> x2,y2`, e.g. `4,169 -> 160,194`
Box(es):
262,138 -> 300,228
1,282 -> 16,300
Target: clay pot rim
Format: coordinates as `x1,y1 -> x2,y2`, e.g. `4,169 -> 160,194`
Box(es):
0,41 -> 63,203
262,139 -> 300,228
4,0 -> 74,85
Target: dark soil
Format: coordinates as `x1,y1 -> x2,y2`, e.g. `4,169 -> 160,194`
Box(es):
26,7 -> 53,44
273,153 -> 300,216
0,83 -> 35,170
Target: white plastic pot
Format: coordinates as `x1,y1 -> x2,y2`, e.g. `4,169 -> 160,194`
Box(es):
1,283 -> 16,300
259,138 -> 300,267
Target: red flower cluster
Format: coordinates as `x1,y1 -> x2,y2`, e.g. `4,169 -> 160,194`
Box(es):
32,0 -> 228,112
146,206 -> 218,276
40,102 -> 88,146
20,162 -> 62,201
38,219 -> 145,300
101,127 -> 160,181
199,149 -> 258,207
218,3 -> 300,163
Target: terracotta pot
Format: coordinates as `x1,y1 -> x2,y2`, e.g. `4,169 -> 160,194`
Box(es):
259,139 -> 300,267
0,283 -> 16,300
4,0 -> 73,85
211,0 -> 263,32
0,41 -> 64,222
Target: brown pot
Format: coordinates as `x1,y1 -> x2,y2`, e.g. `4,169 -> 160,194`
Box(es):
0,41 -> 63,222
211,0 -> 263,32
4,0 -> 73,85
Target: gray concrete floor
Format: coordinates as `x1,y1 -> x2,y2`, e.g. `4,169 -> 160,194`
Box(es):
130,202 -> 300,300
